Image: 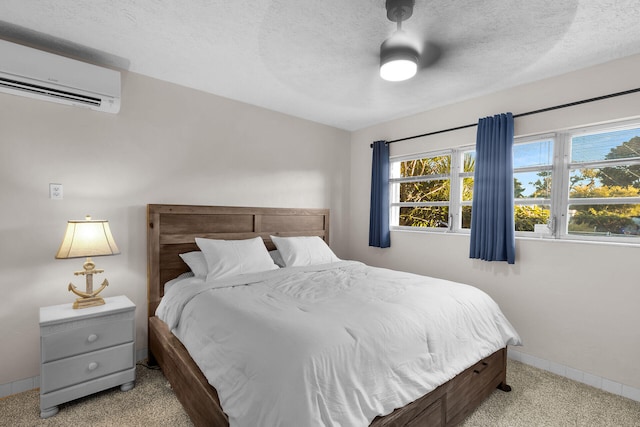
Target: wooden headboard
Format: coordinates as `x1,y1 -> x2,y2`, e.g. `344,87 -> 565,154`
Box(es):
147,204 -> 330,317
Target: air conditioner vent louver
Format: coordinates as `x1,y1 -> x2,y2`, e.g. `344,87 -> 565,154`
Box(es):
0,40 -> 120,113
0,77 -> 102,107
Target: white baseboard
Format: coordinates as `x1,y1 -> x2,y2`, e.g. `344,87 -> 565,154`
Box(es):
508,348 -> 640,402
0,376 -> 38,399
0,349 -> 150,399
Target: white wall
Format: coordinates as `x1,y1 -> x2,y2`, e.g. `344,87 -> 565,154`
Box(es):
0,71 -> 351,385
349,54 -> 640,390
2,51 -> 639,397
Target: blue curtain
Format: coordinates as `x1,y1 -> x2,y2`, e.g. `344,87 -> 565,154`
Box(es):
369,140 -> 390,248
469,113 -> 515,264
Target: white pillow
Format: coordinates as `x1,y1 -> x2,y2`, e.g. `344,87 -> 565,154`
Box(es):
195,236 -> 278,281
270,235 -> 340,267
179,251 -> 208,277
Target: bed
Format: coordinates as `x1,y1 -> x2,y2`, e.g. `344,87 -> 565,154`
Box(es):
147,204 -> 519,427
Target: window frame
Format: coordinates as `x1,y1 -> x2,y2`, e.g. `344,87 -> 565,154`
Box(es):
388,118 -> 640,245
512,133 -> 557,237
389,149 -> 454,232
456,146 -> 475,233
556,120 -> 640,243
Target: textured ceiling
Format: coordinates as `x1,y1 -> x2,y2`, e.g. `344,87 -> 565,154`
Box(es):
1,1 -> 640,130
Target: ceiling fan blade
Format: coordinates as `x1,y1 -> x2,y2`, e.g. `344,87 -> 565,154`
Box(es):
419,41 -> 443,69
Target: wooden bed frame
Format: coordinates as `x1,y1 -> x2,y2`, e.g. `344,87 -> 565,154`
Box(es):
147,204 -> 511,427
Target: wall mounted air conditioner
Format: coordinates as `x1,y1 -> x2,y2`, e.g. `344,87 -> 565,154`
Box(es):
0,39 -> 121,113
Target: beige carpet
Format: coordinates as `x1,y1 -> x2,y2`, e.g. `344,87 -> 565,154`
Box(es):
0,363 -> 192,427
461,361 -> 640,427
1,360 -> 639,426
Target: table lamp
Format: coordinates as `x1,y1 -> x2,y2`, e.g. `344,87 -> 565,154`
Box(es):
55,215 -> 120,309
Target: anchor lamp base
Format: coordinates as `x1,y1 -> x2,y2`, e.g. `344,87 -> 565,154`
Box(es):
66,257 -> 110,309
72,296 -> 106,309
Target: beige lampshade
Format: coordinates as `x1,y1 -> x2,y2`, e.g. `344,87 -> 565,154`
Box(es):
55,215 -> 120,259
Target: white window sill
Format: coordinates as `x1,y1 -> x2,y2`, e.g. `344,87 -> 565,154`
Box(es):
391,227 -> 640,248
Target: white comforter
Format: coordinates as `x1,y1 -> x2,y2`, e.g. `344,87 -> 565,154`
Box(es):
156,261 -> 521,427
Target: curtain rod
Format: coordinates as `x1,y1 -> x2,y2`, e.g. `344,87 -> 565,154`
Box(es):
371,87 -> 640,147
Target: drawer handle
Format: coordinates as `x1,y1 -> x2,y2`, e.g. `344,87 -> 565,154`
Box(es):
88,362 -> 99,371
473,361 -> 489,374
87,334 -> 98,343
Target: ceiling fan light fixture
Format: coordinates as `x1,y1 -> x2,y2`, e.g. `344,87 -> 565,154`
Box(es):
380,0 -> 419,82
380,34 -> 419,82
380,58 -> 417,82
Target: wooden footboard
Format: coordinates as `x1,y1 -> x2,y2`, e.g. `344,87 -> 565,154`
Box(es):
150,315 -> 508,427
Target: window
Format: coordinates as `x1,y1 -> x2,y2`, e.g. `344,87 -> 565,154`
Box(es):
513,138 -> 554,233
564,124 -> 640,239
459,149 -> 474,229
390,151 -> 453,230
389,119 -> 640,243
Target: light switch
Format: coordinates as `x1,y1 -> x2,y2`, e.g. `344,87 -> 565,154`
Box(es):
49,183 -> 63,200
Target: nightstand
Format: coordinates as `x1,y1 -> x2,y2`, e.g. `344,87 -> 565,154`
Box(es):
39,295 -> 136,418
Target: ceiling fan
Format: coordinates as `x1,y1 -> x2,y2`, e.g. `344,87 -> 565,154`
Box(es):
380,0 -> 439,82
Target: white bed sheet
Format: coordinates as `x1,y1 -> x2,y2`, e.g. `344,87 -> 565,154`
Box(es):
156,261 -> 521,427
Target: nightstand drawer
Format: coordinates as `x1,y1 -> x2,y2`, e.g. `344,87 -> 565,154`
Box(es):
42,317 -> 134,362
41,342 -> 134,393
